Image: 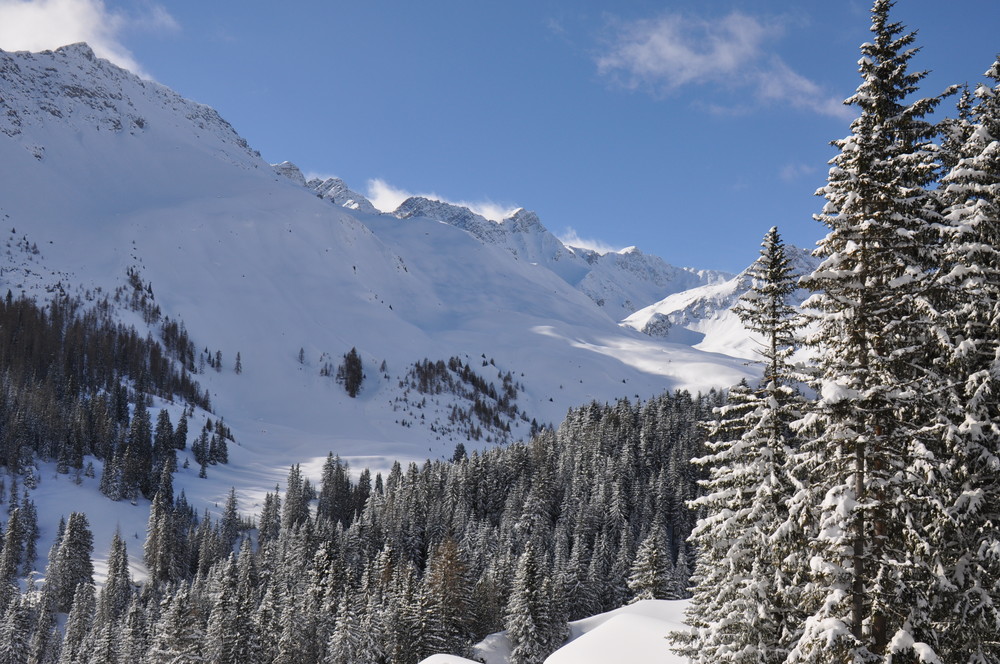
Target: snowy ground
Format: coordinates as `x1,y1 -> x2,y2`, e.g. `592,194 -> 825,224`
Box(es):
418,600 -> 692,664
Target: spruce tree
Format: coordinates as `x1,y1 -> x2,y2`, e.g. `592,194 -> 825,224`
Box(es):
677,227 -> 806,663
59,583 -> 95,664
423,536 -> 474,657
98,530 -> 132,625
626,524 -> 673,602
790,2 -> 954,660
0,595 -> 29,664
928,54 -> 1000,664
147,586 -> 206,664
51,513 -> 94,613
505,542 -> 566,664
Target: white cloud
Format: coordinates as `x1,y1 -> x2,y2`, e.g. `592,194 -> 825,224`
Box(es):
0,0 -> 178,78
557,227 -> 621,255
596,11 -> 852,119
597,12 -> 768,91
366,178 -> 518,222
367,178 -> 413,215
779,162 -> 818,182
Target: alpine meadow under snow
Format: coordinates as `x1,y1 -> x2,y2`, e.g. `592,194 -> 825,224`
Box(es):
0,0 -> 998,662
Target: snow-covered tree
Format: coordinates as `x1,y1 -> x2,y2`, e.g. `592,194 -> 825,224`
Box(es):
506,542 -> 566,664
0,595 -> 29,664
50,513 -> 94,613
927,54 -> 1000,664
676,228 -> 805,663
59,583 -> 95,664
626,524 -> 673,602
789,2 -> 955,660
97,530 -> 132,624
147,586 -> 206,664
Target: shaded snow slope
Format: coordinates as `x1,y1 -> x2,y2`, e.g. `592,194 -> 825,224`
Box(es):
623,245 -> 817,359
573,245 -> 730,320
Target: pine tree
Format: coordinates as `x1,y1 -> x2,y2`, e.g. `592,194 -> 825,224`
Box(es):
505,542 -> 566,664
423,536 -> 475,657
205,556 -> 239,664
121,403 -> 153,500
928,54 -> 1000,664
50,513 -> 94,612
0,595 -> 29,664
219,487 -> 241,550
789,2 -> 955,660
0,509 -> 21,587
324,592 -> 362,664
281,465 -> 310,530
147,586 -> 207,664
673,227 -> 809,663
152,409 -> 174,476
626,524 -> 673,602
336,348 -> 364,398
98,530 -> 132,625
144,467 -> 181,585
86,621 -> 119,664
18,495 -> 37,576
59,583 -> 95,664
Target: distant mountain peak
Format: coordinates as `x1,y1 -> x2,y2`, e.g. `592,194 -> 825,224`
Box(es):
394,196 -> 487,229
53,42 -> 97,60
0,43 -> 260,169
504,207 -> 543,230
622,244 -> 819,356
273,161 -> 307,186
305,175 -> 379,214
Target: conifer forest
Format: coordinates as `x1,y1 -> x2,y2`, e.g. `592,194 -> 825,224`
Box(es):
0,1 -> 998,663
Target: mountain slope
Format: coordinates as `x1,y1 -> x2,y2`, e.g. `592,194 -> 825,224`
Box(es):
311,188 -> 731,319
622,244 -> 818,359
1,43 -> 755,512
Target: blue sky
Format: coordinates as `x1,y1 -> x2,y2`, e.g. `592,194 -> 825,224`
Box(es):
1,0 -> 998,272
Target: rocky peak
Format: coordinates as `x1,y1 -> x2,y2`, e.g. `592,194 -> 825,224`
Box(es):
273,161 -> 307,186
502,207 -> 545,234
393,197 -> 488,229
306,176 -> 379,215
0,43 -> 260,167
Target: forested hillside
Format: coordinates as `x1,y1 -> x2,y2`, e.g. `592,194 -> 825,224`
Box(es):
0,356 -> 716,662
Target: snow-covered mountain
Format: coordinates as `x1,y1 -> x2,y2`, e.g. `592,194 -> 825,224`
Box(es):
1,43 -> 756,521
302,182 -> 731,319
622,244 -> 818,358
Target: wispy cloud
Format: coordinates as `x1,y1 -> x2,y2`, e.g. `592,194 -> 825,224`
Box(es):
779,162 -> 818,182
596,11 -> 851,119
0,0 -> 178,78
557,227 -> 622,255
366,178 -> 519,222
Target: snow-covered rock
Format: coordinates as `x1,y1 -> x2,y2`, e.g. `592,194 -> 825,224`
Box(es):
573,245 -> 731,320
307,175 -> 381,214
273,160 -> 307,186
